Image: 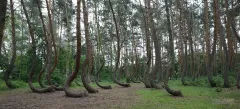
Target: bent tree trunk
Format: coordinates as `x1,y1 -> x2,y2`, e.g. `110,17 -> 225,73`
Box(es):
95,59 -> 112,89
45,0 -> 63,90
109,0 -> 130,87
164,0 -> 183,96
64,0 -> 88,97
164,66 -> 183,97
36,0 -> 49,88
148,0 -> 163,89
21,0 -> 55,93
139,0 -> 152,88
4,0 -> 16,89
0,0 -> 7,53
81,0 -> 98,93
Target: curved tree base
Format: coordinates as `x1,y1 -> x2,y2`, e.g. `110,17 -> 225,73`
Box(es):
64,87 -> 88,98
5,81 -> 16,89
164,82 -> 183,97
181,79 -> 188,86
29,79 -> 55,93
82,73 -> 99,93
143,79 -> 152,88
113,75 -> 131,87
64,73 -> 88,98
38,81 -> 46,88
74,81 -> 83,86
54,86 -> 64,91
208,76 -> 216,87
150,80 -> 163,89
95,78 -> 112,89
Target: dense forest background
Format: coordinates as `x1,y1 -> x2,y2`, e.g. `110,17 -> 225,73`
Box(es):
0,0 -> 240,98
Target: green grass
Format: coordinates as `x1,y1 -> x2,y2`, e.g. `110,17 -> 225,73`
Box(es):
134,80 -> 240,109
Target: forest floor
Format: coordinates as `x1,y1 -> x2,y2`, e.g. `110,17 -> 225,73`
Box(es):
0,83 -> 142,109
0,80 -> 240,109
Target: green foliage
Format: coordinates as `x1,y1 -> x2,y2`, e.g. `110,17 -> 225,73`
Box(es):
98,66 -> 113,81
189,77 -> 209,87
134,80 -> 240,109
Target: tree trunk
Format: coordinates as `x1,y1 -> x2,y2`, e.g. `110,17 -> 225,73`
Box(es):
36,0 -> 49,88
0,0 -> 7,54
231,20 -> 240,89
214,0 -> 230,88
81,0 -> 99,93
4,0 -> 16,89
204,0 -> 216,87
21,0 -> 55,93
109,0 -> 130,87
95,61 -> 112,89
45,0 -> 63,90
225,0 -> 234,69
164,0 -> 183,96
138,0 -> 152,88
148,0 -> 163,89
64,0 -> 88,97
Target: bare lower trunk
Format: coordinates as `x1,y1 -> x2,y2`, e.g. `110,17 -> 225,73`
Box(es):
181,40 -> 188,85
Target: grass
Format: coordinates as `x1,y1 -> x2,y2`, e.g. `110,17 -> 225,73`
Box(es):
1,79 -> 240,109
134,80 -> 240,109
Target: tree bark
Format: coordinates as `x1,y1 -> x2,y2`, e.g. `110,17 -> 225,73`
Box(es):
205,0 -> 216,87
45,0 -> 63,90
231,21 -> 240,89
36,0 -> 49,88
148,0 -> 163,89
164,0 -> 183,96
64,0 -> 88,97
214,0 -> 230,88
4,0 -> 16,89
225,0 -> 234,69
0,0 -> 7,54
138,0 -> 152,88
21,0 -> 55,93
81,0 -> 99,93
109,0 -> 130,87
95,61 -> 112,89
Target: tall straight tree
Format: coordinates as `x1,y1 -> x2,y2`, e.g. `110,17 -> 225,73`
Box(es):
64,0 -> 88,97
204,0 -> 216,87
214,0 -> 230,88
4,0 -> 17,89
225,0 -> 234,68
